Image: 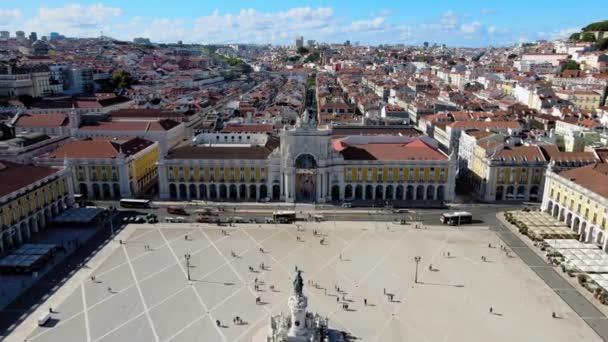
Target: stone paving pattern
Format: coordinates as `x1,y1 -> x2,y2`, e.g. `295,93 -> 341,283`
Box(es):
23,221 -> 602,342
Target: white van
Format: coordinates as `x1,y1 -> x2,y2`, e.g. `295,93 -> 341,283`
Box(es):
38,312 -> 51,326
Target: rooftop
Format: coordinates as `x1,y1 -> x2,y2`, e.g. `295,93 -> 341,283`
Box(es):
13,114 -> 68,128
79,119 -> 180,132
559,163 -> 608,198
47,137 -> 154,159
336,139 -> 448,161
0,162 -> 59,198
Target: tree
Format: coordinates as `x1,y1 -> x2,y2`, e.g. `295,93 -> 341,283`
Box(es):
507,53 -> 518,59
581,32 -> 597,42
561,60 -> 580,71
597,38 -> 608,51
583,20 -> 608,32
569,33 -> 581,41
112,69 -> 133,89
304,52 -> 320,63
297,47 -> 309,55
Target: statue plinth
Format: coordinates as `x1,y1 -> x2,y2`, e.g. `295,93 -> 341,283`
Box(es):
287,294 -> 308,339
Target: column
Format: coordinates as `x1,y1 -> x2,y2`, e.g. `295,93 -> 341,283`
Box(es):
316,173 -> 322,202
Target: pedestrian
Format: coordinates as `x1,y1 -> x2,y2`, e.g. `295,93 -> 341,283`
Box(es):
295,266 -> 298,272
336,297 -> 339,302
49,307 -> 52,313
383,288 -> 386,295
339,253 -> 342,260
364,298 -> 367,306
429,264 -> 432,271
552,312 -> 556,318
447,252 -> 450,257
489,307 -> 493,314
107,286 -> 112,293
488,243 -> 491,248
254,277 -> 258,284
216,319 -> 221,327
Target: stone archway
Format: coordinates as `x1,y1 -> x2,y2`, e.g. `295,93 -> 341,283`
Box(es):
331,185 -> 340,202
345,185 -> 353,199
272,185 -> 280,200
294,154 -> 317,202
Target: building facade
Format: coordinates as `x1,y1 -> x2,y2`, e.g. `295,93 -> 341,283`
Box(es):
158,117 -> 457,205
0,162 -> 73,253
36,137 -> 160,199
469,144 -> 547,202
541,163 -> 608,251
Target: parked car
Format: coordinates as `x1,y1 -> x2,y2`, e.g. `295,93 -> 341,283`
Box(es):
341,202 -> 352,208
167,207 -> 188,216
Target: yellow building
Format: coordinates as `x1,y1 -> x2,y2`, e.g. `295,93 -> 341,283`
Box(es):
542,163 -> 608,251
159,130 -> 457,205
0,161 -> 72,253
469,141 -> 547,202
36,137 -> 159,199
556,90 -> 603,111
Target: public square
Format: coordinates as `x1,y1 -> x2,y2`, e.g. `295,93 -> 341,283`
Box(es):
21,221 -> 602,342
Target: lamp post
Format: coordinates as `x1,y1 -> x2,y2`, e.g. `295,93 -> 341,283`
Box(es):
184,253 -> 191,281
414,256 -> 421,284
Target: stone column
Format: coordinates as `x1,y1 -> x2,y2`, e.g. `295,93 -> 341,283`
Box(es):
158,159 -> 169,200
316,172 -> 322,202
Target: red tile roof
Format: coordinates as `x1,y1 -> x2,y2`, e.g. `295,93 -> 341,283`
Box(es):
0,162 -> 59,198
337,139 -> 448,161
79,119 -> 180,132
47,137 -> 154,159
559,163 -> 608,198
221,124 -> 275,134
14,114 -> 68,128
494,146 -> 546,162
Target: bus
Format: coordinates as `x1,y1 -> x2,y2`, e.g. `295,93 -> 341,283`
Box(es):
273,210 -> 296,224
120,199 -> 151,209
440,211 -> 473,226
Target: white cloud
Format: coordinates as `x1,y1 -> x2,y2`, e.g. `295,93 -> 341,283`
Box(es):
24,3 -> 122,37
345,17 -> 387,32
0,9 -> 21,26
552,27 -> 579,39
460,21 -> 482,34
191,7 -> 336,44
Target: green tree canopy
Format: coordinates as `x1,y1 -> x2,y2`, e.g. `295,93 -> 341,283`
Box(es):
304,52 -> 320,63
569,33 -> 581,41
561,60 -> 580,71
112,69 -> 134,89
297,47 -> 309,55
581,32 -> 597,42
597,38 -> 608,50
583,20 -> 608,32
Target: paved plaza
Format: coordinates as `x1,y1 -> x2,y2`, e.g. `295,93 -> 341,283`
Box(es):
20,221 -> 602,342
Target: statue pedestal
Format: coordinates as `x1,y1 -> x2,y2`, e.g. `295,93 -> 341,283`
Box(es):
287,294 -> 308,339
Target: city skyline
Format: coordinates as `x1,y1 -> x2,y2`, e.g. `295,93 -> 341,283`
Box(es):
0,1 -> 606,46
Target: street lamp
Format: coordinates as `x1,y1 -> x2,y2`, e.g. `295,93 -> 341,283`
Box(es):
184,253 -> 191,281
414,256 -> 422,284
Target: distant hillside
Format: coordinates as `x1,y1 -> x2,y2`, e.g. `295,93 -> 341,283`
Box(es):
583,20 -> 608,32
568,20 -> 608,50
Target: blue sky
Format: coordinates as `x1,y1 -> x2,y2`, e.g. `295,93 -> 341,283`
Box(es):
0,1 -> 606,46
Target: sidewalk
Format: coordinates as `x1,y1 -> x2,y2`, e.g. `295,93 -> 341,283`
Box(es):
497,212 -> 608,317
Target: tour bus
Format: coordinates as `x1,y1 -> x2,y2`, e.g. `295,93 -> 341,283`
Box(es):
272,210 -> 297,224
440,211 -> 473,226
120,198 -> 150,209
